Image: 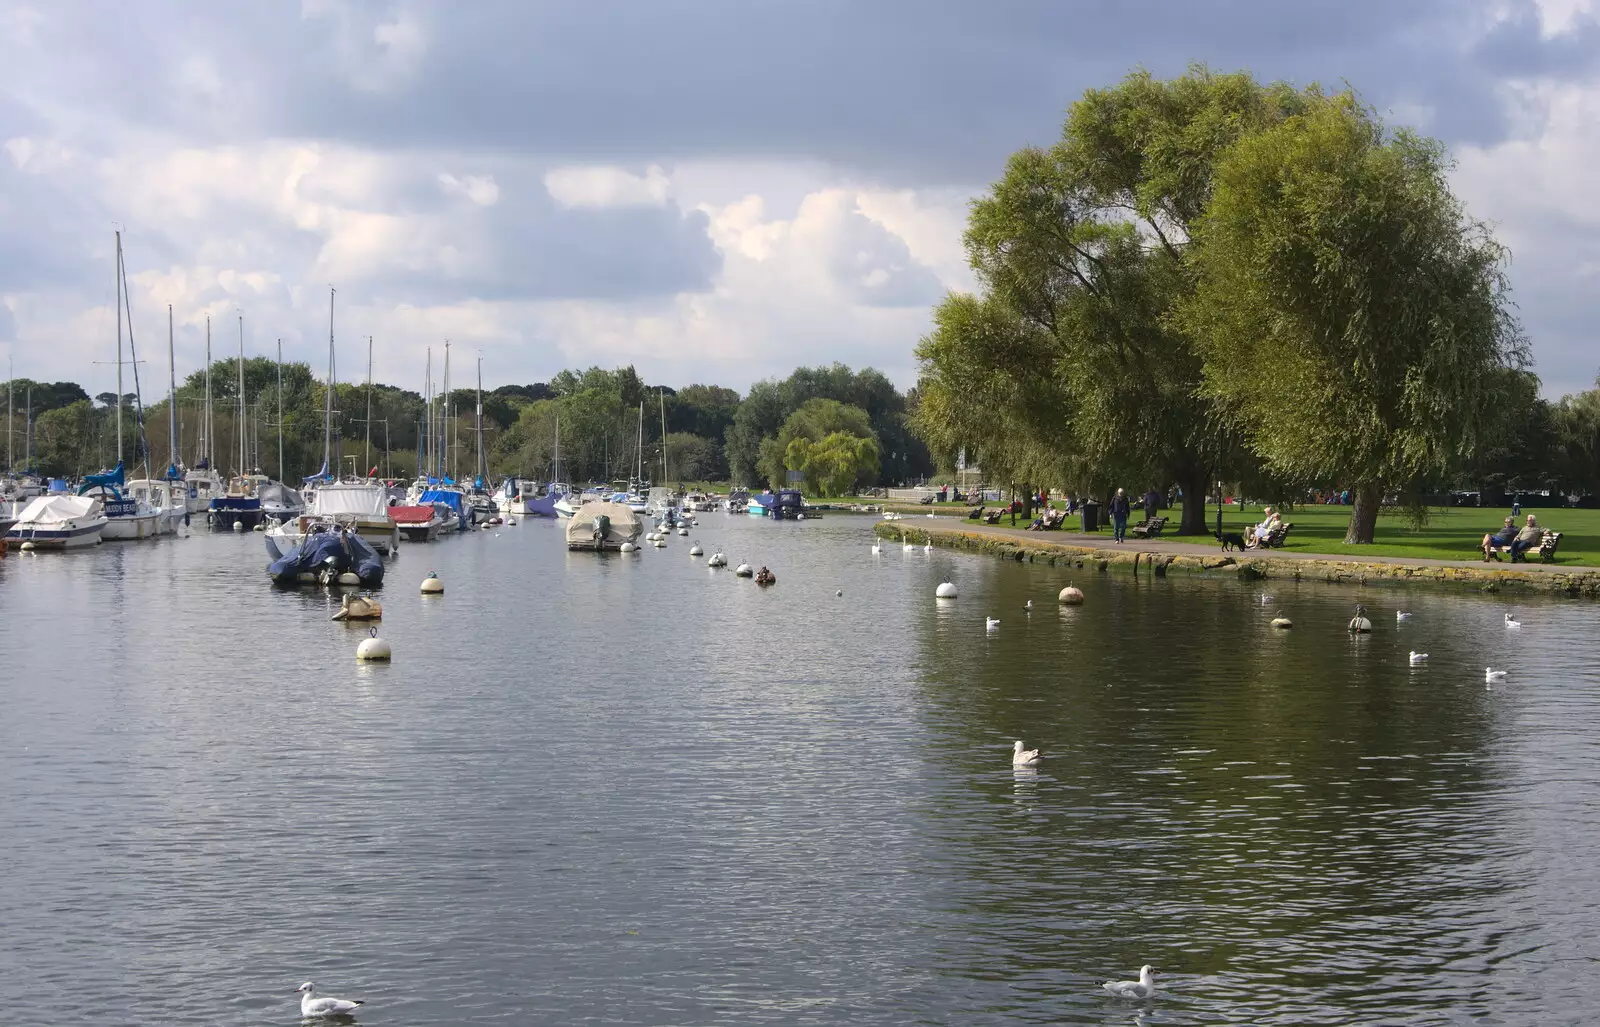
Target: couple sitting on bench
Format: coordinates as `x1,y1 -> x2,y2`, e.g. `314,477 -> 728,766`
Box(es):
1483,514 -> 1546,562
1027,507 -> 1066,531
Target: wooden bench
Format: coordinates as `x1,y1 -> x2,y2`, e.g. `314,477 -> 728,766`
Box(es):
966,505 -> 985,520
1491,530 -> 1563,563
1248,521 -> 1293,549
1130,515 -> 1167,539
983,509 -> 1003,524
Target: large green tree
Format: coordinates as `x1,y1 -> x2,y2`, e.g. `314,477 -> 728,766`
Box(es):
1179,95 -> 1526,542
916,66 -> 1319,532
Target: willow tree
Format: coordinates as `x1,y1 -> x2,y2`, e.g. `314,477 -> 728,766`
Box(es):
1179,96 -> 1525,543
916,66 -> 1320,533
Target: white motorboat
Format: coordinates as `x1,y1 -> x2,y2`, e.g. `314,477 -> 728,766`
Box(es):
267,480 -> 400,554
565,500 -> 642,551
6,494 -> 108,549
124,478 -> 186,534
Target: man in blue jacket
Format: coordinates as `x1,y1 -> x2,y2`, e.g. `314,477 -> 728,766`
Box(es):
1109,488 -> 1132,543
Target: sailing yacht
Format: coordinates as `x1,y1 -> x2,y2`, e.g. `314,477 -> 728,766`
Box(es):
86,232 -> 161,540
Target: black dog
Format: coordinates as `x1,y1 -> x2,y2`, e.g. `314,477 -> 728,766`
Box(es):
1215,531 -> 1248,552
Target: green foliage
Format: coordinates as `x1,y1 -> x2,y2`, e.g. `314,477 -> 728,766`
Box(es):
757,398 -> 875,489
1179,94 -> 1525,541
31,400 -> 97,477
785,431 -> 881,496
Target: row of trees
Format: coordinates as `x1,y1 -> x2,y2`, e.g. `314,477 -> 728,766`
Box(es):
1,362 -> 934,496
912,65 -> 1554,542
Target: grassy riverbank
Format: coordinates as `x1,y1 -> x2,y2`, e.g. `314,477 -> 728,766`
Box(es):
868,500 -> 1600,567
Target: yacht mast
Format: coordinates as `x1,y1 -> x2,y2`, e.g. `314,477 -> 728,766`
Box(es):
475,356 -> 486,484
441,341 -> 451,479
115,231 -> 125,467
635,401 -> 643,486
202,317 -> 212,469
236,315 -> 246,475
7,356 -> 13,474
659,387 -> 668,485
422,347 -> 431,478
276,339 -> 284,481
364,335 -> 373,476
167,306 -> 178,475
323,288 -> 335,478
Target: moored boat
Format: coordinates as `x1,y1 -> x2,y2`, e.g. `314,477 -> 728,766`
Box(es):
748,489 -> 805,520
6,494 -> 108,549
264,526 -> 385,587
565,500 -> 642,551
391,504 -> 441,542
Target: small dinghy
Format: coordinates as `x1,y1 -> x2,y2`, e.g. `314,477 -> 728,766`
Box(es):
266,527 -> 385,587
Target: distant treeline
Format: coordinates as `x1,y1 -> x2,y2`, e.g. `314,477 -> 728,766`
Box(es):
1,361 -> 933,496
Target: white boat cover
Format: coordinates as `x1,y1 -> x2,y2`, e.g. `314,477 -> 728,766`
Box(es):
565,501 -> 642,546
310,484 -> 390,519
14,495 -> 102,525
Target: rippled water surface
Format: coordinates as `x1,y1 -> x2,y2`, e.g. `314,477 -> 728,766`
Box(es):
3,513 -> 1599,1025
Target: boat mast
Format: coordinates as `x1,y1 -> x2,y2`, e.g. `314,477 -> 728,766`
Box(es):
202,317 -> 212,469
441,341 -> 451,479
167,306 -> 178,475
475,356 -> 486,484
115,231 -> 124,468
236,315 -> 246,475
636,401 -> 643,486
422,347 -> 431,478
364,335 -> 373,476
323,288 -> 335,478
659,387 -> 668,485
276,339 -> 284,481
7,356 -> 13,474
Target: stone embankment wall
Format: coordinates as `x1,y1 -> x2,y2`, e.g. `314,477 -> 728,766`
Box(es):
873,523 -> 1600,598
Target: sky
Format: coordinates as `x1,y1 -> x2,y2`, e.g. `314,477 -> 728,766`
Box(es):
2,0 -> 1598,400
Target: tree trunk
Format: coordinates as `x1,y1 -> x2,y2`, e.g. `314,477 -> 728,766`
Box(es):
1176,471 -> 1209,536
1344,482 -> 1382,543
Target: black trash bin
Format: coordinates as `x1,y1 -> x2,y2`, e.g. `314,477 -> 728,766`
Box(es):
1081,501 -> 1100,532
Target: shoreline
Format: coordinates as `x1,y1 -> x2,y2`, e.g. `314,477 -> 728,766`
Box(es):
874,520 -> 1600,598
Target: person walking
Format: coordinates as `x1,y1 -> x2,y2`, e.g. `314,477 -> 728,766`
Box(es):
1110,487 -> 1132,543
1142,486 -> 1160,523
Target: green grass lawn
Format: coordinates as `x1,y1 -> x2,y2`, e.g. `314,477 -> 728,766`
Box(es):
1198,503 -> 1599,566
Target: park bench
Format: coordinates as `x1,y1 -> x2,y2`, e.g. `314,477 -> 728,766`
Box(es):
1489,530 -> 1563,563
1130,515 -> 1168,539
983,509 -> 1004,524
967,505 -> 985,520
1247,521 -> 1293,549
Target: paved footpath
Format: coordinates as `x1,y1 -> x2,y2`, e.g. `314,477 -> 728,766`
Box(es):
898,516 -> 1583,574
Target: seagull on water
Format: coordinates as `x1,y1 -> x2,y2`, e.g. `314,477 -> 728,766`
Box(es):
1259,594 -> 1274,605
1409,651 -> 1428,665
1012,740 -> 1040,766
986,617 -> 1000,632
297,982 -> 364,1019
1101,965 -> 1158,999
1505,613 -> 1521,629
1485,667 -> 1508,681
1025,600 -> 1033,612
1396,610 -> 1413,621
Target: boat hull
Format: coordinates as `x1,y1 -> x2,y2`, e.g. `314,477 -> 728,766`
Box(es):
102,513 -> 162,540
209,497 -> 263,530
7,520 -> 108,549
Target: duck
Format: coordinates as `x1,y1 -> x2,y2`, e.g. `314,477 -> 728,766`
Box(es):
1011,740 -> 1040,766
986,617 -> 1000,632
1100,965 -> 1157,1000
1504,613 -> 1521,629
1408,651 -> 1429,665
1347,604 -> 1373,633
297,982 -> 364,1018
1485,667 -> 1508,681
1396,610 -> 1413,621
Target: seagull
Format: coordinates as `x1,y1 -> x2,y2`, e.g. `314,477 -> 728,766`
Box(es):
1504,613 -> 1521,629
1409,651 -> 1429,665
1485,667 -> 1508,681
836,590 -> 843,597
1025,600 -> 1033,612
1396,610 -> 1413,621
1012,740 -> 1040,766
297,982 -> 364,1019
1101,965 -> 1158,1000
1259,594 -> 1274,605
986,617 -> 1000,632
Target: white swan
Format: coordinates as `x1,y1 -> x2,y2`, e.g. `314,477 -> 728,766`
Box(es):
1504,613 -> 1521,629
1396,611 -> 1413,621
923,542 -> 932,552
903,541 -> 914,551
1485,667 -> 1508,681
870,542 -> 881,555
1409,651 -> 1428,665
1011,740 -> 1040,766
986,617 -> 1000,632
297,982 -> 364,1018
1101,965 -> 1157,999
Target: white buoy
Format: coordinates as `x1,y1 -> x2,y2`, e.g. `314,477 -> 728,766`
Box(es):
20,541 -> 36,551
420,572 -> 444,595
356,628 -> 391,662
1058,586 -> 1085,605
620,542 -> 637,553
654,539 -> 666,548
1348,605 -> 1372,633
935,581 -> 958,599
708,553 -> 727,567
232,520 -> 245,532
689,543 -> 704,556
735,563 -> 754,577
678,527 -> 689,536
336,571 -> 361,586
253,522 -> 266,532
1271,615 -> 1293,629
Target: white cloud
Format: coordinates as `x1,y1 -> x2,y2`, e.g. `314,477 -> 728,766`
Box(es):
544,164 -> 671,209
438,172 -> 499,206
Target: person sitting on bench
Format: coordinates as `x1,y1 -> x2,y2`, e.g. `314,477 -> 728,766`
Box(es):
1481,516 -> 1516,561
1509,514 -> 1542,562
1250,508 -> 1281,546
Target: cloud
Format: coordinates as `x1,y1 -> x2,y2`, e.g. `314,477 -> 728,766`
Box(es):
437,172 -> 499,206
544,165 -> 670,209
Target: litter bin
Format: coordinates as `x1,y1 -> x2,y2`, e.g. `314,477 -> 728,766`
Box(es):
1080,500 -> 1100,532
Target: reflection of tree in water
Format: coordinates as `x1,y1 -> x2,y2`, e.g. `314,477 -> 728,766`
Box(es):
908,572 -> 1504,1022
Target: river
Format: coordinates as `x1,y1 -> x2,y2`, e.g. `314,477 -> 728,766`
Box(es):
2,511 -> 1596,1025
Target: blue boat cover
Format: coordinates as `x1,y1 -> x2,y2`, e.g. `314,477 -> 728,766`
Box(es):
418,489 -> 465,516
266,528 -> 384,586
303,460 -> 332,484
163,462 -> 183,481
79,461 -> 125,493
